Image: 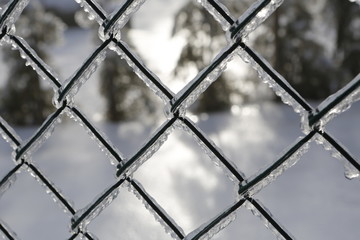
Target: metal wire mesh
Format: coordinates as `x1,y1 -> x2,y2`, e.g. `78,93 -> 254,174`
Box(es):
0,0 -> 359,239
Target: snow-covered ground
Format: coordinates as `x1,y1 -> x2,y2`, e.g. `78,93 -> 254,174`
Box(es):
1,98 -> 359,240
0,1 -> 360,239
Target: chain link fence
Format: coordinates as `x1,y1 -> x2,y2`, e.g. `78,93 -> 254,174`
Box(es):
0,0 -> 359,239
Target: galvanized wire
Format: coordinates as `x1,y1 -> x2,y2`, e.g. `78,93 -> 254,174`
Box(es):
0,0 -> 359,239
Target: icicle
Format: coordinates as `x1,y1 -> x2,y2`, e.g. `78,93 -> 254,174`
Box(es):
117,120 -> 175,178
185,211 -> 236,240
0,174 -> 17,198
244,200 -> 290,240
25,165 -> 75,216
108,41 -> 172,103
7,36 -> 61,91
14,111 -> 63,162
74,0 -> 107,25
239,136 -> 312,198
64,108 -> 124,166
98,0 -> 145,42
72,185 -> 122,232
314,134 -> 359,180
174,119 -> 242,184
0,0 -> 29,32
227,0 -> 283,43
236,47 -> 309,121
54,47 -> 107,108
165,46 -> 239,118
197,0 -> 233,31
126,180 -> 185,240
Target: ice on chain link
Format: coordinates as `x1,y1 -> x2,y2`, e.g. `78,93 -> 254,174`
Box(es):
0,0 -> 29,32
0,24 -> 15,46
98,0 -> 145,42
302,75 -> 360,133
165,47 -> 239,118
64,108 -> 124,166
72,185 -> 121,232
174,119 -> 242,184
0,220 -> 19,240
315,134 -> 360,180
83,232 -> 100,240
75,0 -> 106,25
227,0 -> 283,43
109,41 -> 172,103
0,174 -> 16,198
185,211 -> 237,240
55,47 -> 107,108
237,46 -> 309,124
8,36 -> 61,91
244,200 -> 289,240
117,119 -> 175,179
238,136 -> 312,199
125,180 -> 185,240
14,110 -> 63,162
0,117 -> 21,149
25,166 -> 75,216
197,0 -> 233,31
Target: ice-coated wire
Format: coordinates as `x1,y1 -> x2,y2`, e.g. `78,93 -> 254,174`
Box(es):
0,0 -> 359,239
0,220 -> 18,240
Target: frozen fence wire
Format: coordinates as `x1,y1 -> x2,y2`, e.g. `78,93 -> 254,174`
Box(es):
0,0 -> 359,239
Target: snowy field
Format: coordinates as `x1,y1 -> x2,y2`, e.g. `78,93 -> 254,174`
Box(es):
0,1 -> 360,239
1,96 -> 360,239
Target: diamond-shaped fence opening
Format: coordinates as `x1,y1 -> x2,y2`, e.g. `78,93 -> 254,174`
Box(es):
0,0 -> 359,239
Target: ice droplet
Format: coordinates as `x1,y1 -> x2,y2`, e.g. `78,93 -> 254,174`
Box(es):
74,0 -> 107,25
245,200 -> 291,240
126,180 -> 185,240
109,41 -> 172,103
315,134 -> 360,180
185,211 -> 236,240
174,119 -> 242,184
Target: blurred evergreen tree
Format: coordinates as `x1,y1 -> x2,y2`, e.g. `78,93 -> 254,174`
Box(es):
172,1 -> 251,114
328,0 -> 360,82
0,2 -> 65,125
99,21 -> 156,122
253,0 -> 337,100
76,0 -> 158,122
